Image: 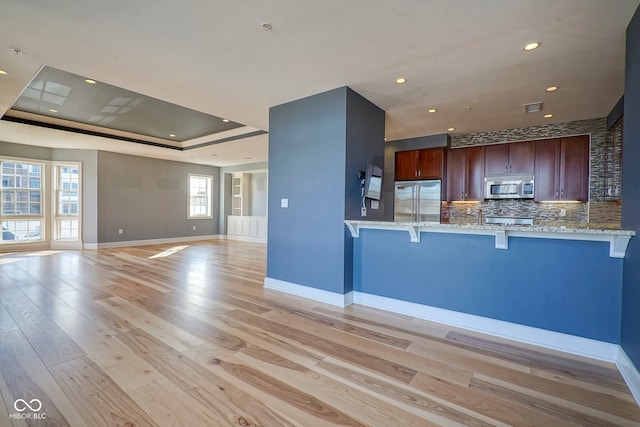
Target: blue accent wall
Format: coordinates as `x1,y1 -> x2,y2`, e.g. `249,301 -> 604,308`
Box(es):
353,229 -> 622,343
267,87 -> 384,294
621,5 -> 640,367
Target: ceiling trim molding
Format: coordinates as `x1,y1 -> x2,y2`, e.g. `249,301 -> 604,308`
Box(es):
1,115 -> 183,150
183,130 -> 268,150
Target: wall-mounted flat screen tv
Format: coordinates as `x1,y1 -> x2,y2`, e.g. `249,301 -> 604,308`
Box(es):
364,163 -> 383,200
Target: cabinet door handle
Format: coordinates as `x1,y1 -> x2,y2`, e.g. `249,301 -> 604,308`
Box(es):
505,165 -> 508,174
555,190 -> 559,198
561,189 -> 564,199
509,165 -> 512,174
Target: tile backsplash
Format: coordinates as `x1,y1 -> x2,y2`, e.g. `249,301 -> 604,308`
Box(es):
443,118 -> 621,228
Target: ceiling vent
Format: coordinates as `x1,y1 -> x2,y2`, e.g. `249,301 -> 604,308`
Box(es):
524,102 -> 543,113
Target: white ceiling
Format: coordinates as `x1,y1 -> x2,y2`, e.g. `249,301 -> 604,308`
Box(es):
0,0 -> 638,167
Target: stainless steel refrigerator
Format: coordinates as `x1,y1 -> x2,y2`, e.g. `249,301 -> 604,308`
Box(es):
394,180 -> 441,222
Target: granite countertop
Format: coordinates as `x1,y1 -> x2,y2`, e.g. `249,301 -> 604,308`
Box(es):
345,220 -> 636,236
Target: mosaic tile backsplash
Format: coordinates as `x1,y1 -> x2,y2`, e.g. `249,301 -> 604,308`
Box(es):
444,118 -> 622,228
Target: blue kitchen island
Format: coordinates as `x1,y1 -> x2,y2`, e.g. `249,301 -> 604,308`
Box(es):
345,220 -> 635,362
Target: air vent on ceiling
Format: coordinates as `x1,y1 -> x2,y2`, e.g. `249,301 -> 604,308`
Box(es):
525,102 -> 543,113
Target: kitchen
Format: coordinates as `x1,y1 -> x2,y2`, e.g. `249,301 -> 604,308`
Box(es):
381,115 -> 622,230
345,112 -> 634,366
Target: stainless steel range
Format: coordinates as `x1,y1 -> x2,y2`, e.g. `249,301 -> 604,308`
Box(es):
485,216 -> 534,226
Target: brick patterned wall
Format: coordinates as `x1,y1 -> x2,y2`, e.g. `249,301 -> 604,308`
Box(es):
445,118 -> 621,228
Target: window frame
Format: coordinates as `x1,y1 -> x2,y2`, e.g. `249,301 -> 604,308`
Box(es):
0,158 -> 47,245
52,162 -> 82,241
188,173 -> 213,219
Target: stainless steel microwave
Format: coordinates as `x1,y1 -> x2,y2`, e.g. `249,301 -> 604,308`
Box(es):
484,175 -> 534,199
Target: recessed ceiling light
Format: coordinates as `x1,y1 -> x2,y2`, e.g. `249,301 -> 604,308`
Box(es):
0,69 -> 7,75
447,127 -> 455,132
244,157 -> 252,160
169,133 -> 176,137
523,42 -> 541,51
395,77 -> 407,84
84,79 -> 97,84
544,114 -> 554,118
546,86 -> 558,92
49,109 -> 58,113
427,108 -> 437,113
210,154 -> 218,157
222,118 -> 230,123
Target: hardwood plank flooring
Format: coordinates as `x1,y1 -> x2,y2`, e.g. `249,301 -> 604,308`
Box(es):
0,239 -> 639,426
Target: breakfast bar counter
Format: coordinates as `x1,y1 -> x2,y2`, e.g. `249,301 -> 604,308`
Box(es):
345,220 -> 635,258
345,220 -> 635,345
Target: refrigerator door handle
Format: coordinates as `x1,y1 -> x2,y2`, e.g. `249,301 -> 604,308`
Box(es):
414,185 -> 419,222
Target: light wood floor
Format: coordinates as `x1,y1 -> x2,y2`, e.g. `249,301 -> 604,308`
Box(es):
1,240 -> 639,426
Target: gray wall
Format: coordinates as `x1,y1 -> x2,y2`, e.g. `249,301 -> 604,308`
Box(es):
345,88 -> 386,221
267,86 -> 384,294
0,141 -> 53,160
97,151 -> 219,242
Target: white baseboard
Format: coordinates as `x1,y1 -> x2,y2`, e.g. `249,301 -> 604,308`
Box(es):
352,292 -> 619,362
51,241 -> 84,250
263,277 -> 354,307
84,234 -> 222,249
225,235 -> 267,244
260,280 -> 621,363
617,348 -> 640,406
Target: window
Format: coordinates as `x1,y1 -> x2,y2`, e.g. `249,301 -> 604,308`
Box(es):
54,164 -> 81,240
189,174 -> 212,218
1,160 -> 44,242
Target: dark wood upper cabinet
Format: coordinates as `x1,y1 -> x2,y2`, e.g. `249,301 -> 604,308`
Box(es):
466,146 -> 485,200
484,144 -> 509,176
560,136 -> 589,201
416,148 -> 444,179
534,136 -> 589,201
395,150 -> 419,181
446,146 -> 485,201
534,139 -> 560,201
485,141 -> 534,176
395,148 -> 445,181
446,148 -> 465,201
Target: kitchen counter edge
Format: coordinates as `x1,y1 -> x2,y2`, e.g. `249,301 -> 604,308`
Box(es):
344,220 -> 635,258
